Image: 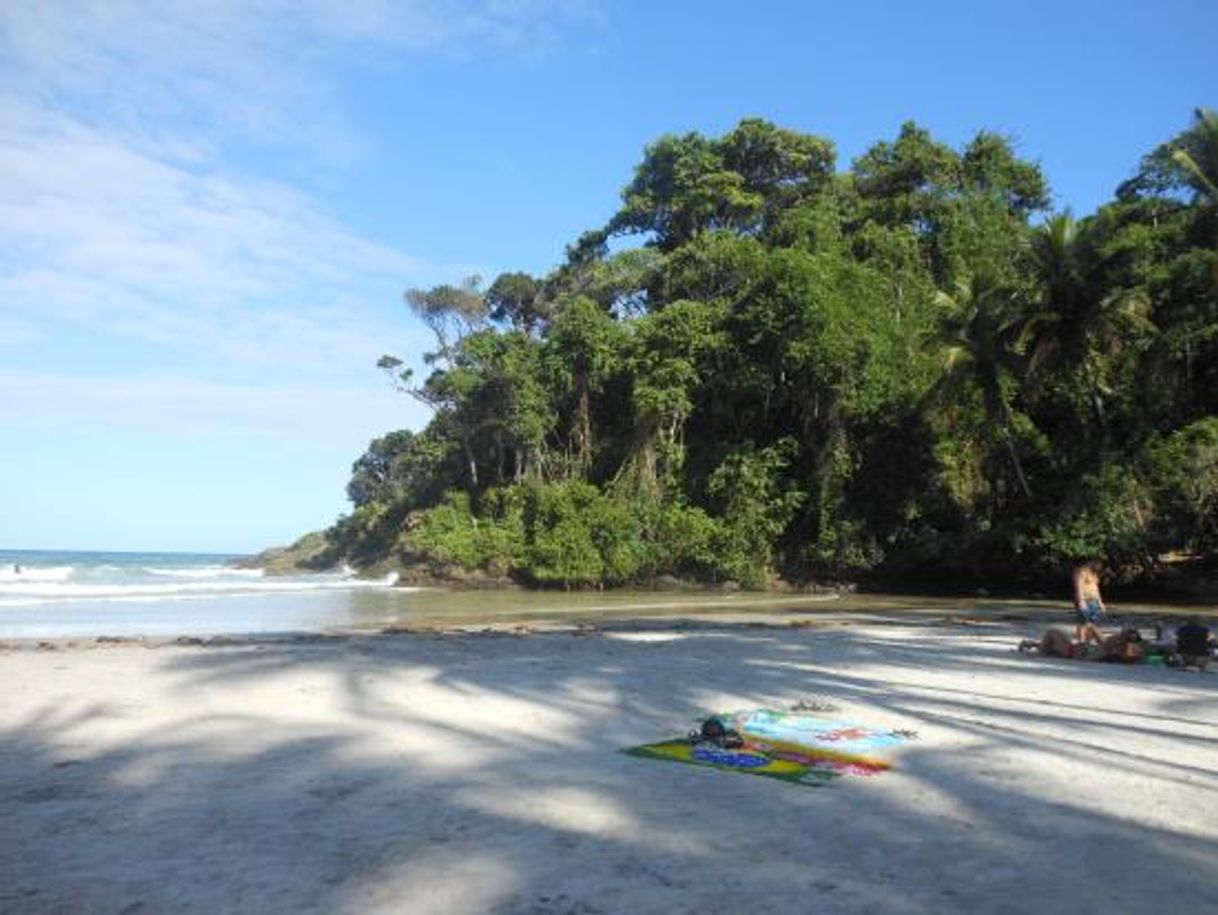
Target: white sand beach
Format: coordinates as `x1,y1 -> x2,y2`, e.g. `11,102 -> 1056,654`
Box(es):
2,614 -> 1217,914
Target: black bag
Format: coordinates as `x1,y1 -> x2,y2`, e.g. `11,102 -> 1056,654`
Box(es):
694,716 -> 744,748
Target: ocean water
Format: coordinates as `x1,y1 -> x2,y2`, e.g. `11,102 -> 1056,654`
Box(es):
0,549 -> 407,638
0,549 -> 1019,640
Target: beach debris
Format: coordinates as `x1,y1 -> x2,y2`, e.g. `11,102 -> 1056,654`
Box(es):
791,698 -> 839,713
382,625 -> 433,637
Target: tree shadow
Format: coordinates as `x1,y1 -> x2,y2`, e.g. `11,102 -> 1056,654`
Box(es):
3,620 -> 1218,913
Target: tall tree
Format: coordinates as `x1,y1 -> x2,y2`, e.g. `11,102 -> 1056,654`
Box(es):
544,296 -> 625,475
381,275 -> 489,488
1120,107 -> 1218,206
343,111 -> 1218,586
614,299 -> 725,497
931,270 -> 1034,498
1019,212 -> 1151,439
347,430 -> 416,508
608,119 -> 834,251
486,272 -> 550,334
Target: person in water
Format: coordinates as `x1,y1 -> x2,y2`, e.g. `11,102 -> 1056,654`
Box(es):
1072,561 -> 1107,644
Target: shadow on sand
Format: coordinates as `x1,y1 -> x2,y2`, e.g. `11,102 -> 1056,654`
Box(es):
3,618 -> 1218,913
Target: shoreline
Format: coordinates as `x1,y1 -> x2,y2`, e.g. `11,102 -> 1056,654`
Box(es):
2,591 -> 1214,651
0,600 -> 1090,652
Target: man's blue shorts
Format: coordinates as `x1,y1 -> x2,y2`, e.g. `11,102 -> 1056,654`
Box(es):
1075,598 -> 1103,624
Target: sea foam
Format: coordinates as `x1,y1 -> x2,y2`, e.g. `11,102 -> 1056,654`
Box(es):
0,565 -> 73,583
0,562 -> 400,605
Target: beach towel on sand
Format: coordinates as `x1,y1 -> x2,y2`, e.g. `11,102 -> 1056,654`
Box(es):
625,709 -> 911,787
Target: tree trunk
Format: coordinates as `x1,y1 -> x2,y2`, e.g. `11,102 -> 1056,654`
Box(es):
574,381 -> 592,474
460,427 -> 478,490
991,382 -> 1032,499
1002,426 -> 1033,499
1084,356 -> 1110,444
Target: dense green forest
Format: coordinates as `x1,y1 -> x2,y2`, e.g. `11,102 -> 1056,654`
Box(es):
311,109 -> 1217,590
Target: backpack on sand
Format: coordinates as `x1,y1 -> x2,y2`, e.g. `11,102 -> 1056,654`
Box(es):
691,715 -> 745,749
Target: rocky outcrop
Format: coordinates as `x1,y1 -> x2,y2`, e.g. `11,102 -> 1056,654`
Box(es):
232,531 -> 338,575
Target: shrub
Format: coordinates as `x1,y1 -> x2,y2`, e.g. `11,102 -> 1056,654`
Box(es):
1147,418 -> 1218,553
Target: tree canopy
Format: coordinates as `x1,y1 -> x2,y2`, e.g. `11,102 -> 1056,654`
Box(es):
326,111 -> 1218,589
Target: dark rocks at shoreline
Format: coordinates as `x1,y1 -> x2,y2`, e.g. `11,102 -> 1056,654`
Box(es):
229,531 -> 337,576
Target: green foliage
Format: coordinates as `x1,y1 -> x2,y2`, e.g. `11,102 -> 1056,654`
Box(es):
328,500 -> 410,568
851,121 -> 962,227
610,119 -> 834,250
522,482 -> 634,586
544,296 -> 627,474
1119,108 -> 1218,205
326,112 -> 1218,589
1021,465 -> 1150,567
410,491 -> 485,569
346,428 -> 453,509
555,249 -> 666,315
486,272 -> 548,333
347,430 -> 415,508
707,441 -> 805,587
1147,418 -> 1218,551
646,500 -> 722,577
960,130 -> 1050,215
411,489 -> 525,574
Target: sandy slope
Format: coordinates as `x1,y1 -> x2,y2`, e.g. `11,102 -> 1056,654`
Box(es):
2,618 -> 1216,914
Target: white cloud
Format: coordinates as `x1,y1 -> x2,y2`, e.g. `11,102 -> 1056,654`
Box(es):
0,366 -> 429,446
0,2 -> 603,549
0,98 -> 439,377
0,1 -> 604,155
0,1 -> 597,452
0,2 -> 601,374
0,315 -> 43,349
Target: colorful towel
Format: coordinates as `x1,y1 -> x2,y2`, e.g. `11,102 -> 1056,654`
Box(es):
625,709 -> 911,787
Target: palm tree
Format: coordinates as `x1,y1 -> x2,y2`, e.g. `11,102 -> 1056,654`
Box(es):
1018,212 -> 1151,438
930,270 -> 1033,498
1171,108 -> 1218,204
1173,108 -> 1218,291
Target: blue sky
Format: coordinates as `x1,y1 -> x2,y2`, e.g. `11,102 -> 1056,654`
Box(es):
1,0 -> 1215,553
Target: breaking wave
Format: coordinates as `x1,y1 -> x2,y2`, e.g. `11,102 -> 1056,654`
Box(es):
0,565 -> 74,583
0,563 -> 400,605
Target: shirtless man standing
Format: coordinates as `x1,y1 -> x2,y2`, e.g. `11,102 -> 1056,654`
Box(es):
1072,561 -> 1106,644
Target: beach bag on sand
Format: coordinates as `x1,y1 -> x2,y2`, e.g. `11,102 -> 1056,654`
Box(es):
692,716 -> 744,748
